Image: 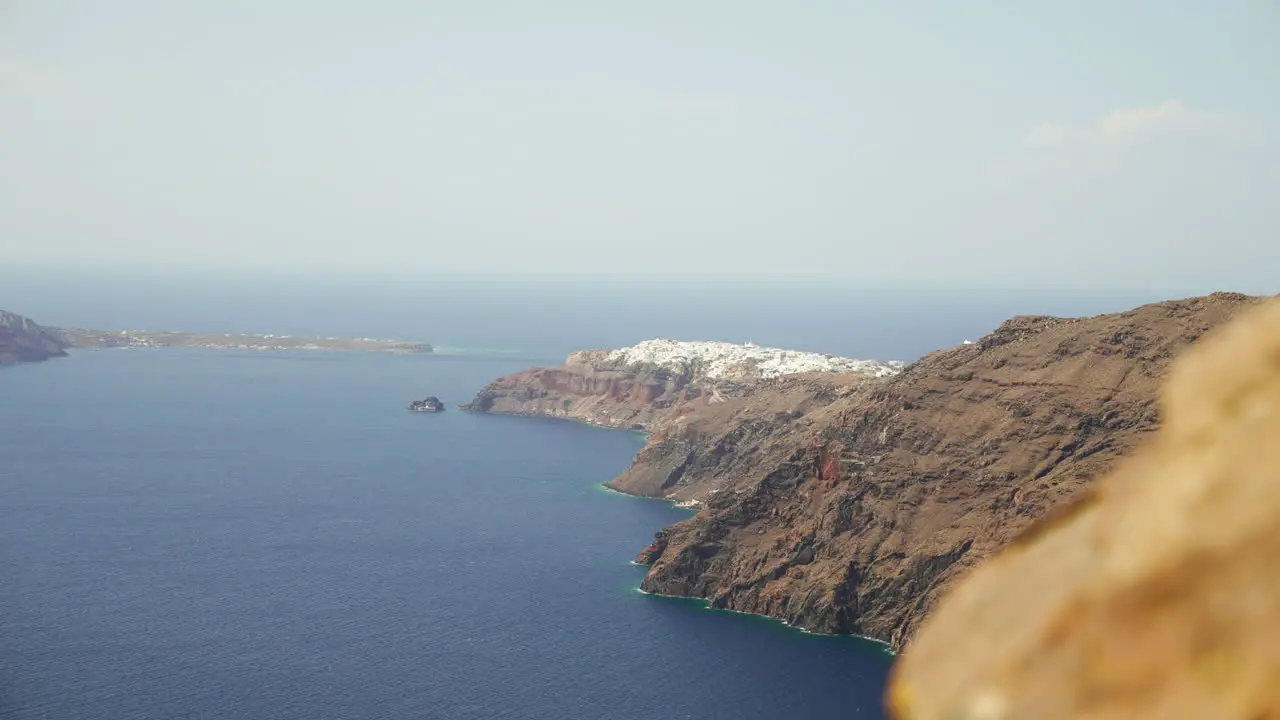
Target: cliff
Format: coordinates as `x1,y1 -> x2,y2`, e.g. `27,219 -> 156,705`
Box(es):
0,310 -> 68,365
628,293 -> 1260,649
460,339 -> 901,432
889,295 -> 1280,719
466,292 -> 1264,651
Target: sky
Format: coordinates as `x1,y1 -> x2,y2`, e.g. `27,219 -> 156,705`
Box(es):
1,2 -> 1278,290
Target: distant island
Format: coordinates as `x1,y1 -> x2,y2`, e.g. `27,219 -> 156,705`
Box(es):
52,328 -> 432,354
1,307 -> 434,366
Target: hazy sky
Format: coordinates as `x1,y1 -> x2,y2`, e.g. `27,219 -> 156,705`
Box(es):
2,2 -> 1277,289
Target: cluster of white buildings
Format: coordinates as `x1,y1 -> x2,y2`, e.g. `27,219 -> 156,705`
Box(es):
597,338 -> 903,380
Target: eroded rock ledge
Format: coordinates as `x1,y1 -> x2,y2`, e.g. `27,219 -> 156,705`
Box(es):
464,294 -> 1263,651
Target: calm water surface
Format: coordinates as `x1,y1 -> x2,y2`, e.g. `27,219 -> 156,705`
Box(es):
1,349 -> 893,719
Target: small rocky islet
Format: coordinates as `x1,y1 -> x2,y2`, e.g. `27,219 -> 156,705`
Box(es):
408,396 -> 446,413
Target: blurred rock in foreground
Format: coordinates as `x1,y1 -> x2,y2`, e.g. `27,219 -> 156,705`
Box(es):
889,296 -> 1280,719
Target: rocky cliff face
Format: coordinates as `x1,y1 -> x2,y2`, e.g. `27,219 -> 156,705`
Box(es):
0,310 -> 67,365
461,360 -> 713,431
890,295 -> 1280,719
627,293 -> 1261,650
464,294 -> 1262,651
460,339 -> 900,433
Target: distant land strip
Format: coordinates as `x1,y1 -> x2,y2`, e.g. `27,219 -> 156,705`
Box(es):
52,328 -> 432,354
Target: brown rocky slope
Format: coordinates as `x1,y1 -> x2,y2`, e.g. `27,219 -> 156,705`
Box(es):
890,294 -> 1280,719
0,310 -> 67,365
465,293 -> 1262,650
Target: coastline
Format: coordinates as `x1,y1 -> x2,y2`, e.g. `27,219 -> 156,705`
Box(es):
460,405 -> 654,438
461,403 -> 853,646
454,297 -> 1266,656
53,328 -> 433,354
466,402 -> 893,646
596,480 -> 702,510
633,586 -> 897,656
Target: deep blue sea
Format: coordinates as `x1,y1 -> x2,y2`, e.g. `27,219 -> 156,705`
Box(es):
1,274 -> 1200,719
2,348 -> 899,720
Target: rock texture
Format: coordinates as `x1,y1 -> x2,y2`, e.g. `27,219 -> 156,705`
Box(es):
627,293 -> 1261,649
0,310 -> 67,365
888,295 -> 1280,720
467,293 -> 1266,652
461,339 -> 898,433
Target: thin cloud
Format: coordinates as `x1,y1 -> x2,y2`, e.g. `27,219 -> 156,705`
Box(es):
1024,100 -> 1246,151
1097,100 -> 1192,138
994,100 -> 1252,181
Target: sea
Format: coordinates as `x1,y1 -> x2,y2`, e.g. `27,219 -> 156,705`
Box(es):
0,273 -> 1200,720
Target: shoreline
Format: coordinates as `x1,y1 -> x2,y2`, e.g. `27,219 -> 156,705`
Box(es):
468,404 -> 897,651
460,405 -> 653,439
633,586 -> 897,656
595,477 -> 687,501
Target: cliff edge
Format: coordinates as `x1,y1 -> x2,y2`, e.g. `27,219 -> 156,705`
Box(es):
629,293 -> 1260,649
0,310 -> 68,365
889,294 -> 1280,719
464,293 -> 1262,651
